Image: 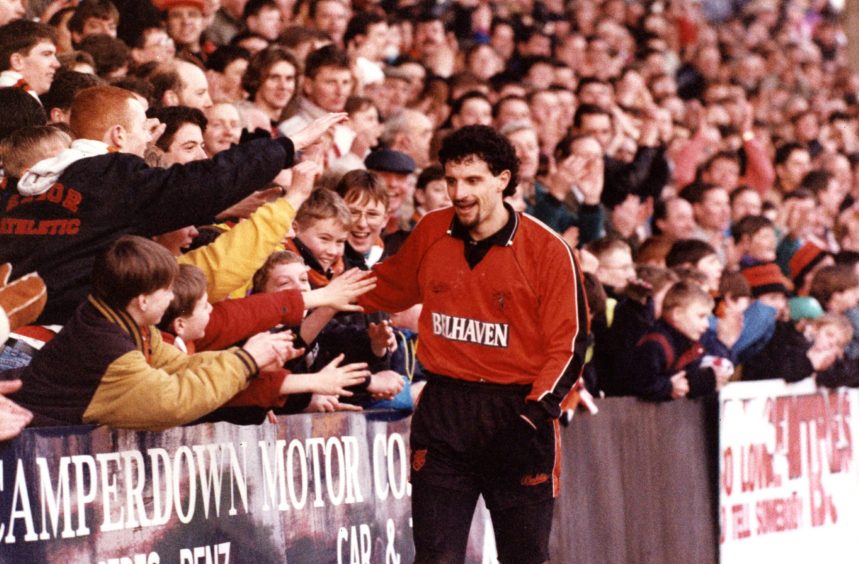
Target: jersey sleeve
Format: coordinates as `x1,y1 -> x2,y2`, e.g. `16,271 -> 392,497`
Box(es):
526,236 -> 590,418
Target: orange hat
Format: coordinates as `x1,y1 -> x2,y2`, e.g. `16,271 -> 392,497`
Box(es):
741,262 -> 791,297
153,0 -> 205,13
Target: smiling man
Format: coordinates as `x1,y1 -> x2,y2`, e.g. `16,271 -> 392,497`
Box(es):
0,19 -> 61,101
358,125 -> 589,564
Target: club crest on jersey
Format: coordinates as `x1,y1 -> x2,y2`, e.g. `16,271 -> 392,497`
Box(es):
431,312 -> 509,348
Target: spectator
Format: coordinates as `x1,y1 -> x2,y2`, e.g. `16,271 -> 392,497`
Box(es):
0,19 -> 61,100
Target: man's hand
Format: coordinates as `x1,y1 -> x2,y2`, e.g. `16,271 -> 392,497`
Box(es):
303,268 -> 376,311
289,112 -> 348,151
366,370 -> 404,399
284,160 -> 322,211
670,371 -> 689,399
242,331 -> 294,372
369,320 -> 397,357
567,154 -> 604,205
0,380 -> 32,441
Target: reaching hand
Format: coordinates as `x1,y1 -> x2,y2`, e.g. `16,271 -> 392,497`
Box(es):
303,268 -> 377,311
366,370 -> 405,399
289,113 -> 348,151
242,331 -> 294,372
368,320 -> 397,357
312,354 -> 370,396
670,371 -> 689,399
305,394 -> 363,413
0,380 -> 32,441
285,160 -> 322,211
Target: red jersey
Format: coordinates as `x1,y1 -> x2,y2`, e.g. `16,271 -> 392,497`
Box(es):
360,207 -> 589,418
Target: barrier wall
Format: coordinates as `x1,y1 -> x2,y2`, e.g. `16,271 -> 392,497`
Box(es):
0,383 -> 855,563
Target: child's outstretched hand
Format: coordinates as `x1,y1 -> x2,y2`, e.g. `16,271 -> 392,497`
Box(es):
313,354 -> 370,396
304,268 -> 376,311
369,320 -> 397,357
367,370 -> 405,400
305,394 -> 363,413
242,331 -> 294,372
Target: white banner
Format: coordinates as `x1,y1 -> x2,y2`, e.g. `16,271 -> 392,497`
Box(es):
719,380 -> 859,563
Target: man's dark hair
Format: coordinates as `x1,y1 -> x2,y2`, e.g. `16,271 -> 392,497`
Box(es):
41,69 -> 102,115
665,239 -> 717,268
492,94 -> 527,119
92,235 -> 179,311
343,12 -> 385,46
0,20 -> 57,71
416,163 -> 444,190
243,0 -> 278,19
242,45 -> 298,99
0,87 -> 48,141
680,181 -> 722,205
144,63 -> 181,108
67,0 -> 119,34
147,105 -> 207,152
278,25 -> 328,50
304,44 -> 350,79
800,169 -> 834,194
774,141 -> 807,166
79,34 -> 130,78
572,103 -> 610,129
438,125 -> 519,197
731,215 -> 774,242
110,75 -> 155,106
205,45 -> 250,73
450,90 -> 490,116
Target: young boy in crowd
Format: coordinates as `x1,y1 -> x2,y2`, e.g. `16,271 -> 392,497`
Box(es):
157,264 -> 374,418
627,281 -> 733,401
0,125 -> 71,180
731,215 -> 777,268
4,236 -> 302,431
665,239 -> 724,294
586,237 -> 636,299
251,248 -> 405,411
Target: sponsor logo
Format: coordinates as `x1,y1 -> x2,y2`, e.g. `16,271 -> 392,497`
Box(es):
430,312 -> 509,348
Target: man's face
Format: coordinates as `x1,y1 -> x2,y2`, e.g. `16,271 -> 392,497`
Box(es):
375,170 -> 412,214
452,97 -> 492,128
304,65 -> 352,112
578,83 -> 613,110
136,29 -> 176,64
15,40 -> 60,95
297,218 -> 348,271
695,254 -> 724,293
414,20 -> 445,56
313,0 -> 349,44
164,123 -> 207,165
777,148 -> 811,190
704,158 -> 740,191
695,188 -> 730,232
264,262 -> 311,293
579,113 -> 612,151
668,301 -> 712,341
357,22 -> 388,61
416,179 -> 451,213
596,248 -> 635,291
247,6 -> 282,41
731,190 -> 761,222
204,103 -> 242,156
81,16 -> 118,40
506,128 -> 540,181
746,227 -> 777,262
123,98 -> 155,157
444,156 -> 509,235
166,6 -> 204,47
658,198 -> 696,240
495,99 -> 531,129
177,63 -> 213,110
346,196 -> 386,254
257,60 -> 295,112
404,113 -> 433,167
0,0 -> 25,25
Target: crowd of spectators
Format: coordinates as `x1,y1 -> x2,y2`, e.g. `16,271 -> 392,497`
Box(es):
1,0 -> 859,436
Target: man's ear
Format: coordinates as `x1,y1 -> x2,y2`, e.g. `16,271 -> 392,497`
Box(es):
414,188 -> 426,206
172,316 -> 185,335
162,89 -> 179,107
49,107 -> 67,124
498,170 -> 511,191
107,124 -> 126,150
8,52 -> 25,72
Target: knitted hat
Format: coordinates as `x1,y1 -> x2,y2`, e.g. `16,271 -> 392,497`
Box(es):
153,0 -> 205,13
789,242 -> 828,289
741,262 -> 791,297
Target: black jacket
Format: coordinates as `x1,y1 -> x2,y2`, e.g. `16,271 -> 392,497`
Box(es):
0,137 -> 295,324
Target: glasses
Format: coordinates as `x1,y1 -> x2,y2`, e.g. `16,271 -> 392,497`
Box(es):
350,209 -> 386,223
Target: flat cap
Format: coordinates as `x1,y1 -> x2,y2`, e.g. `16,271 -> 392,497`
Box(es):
365,149 -> 416,174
